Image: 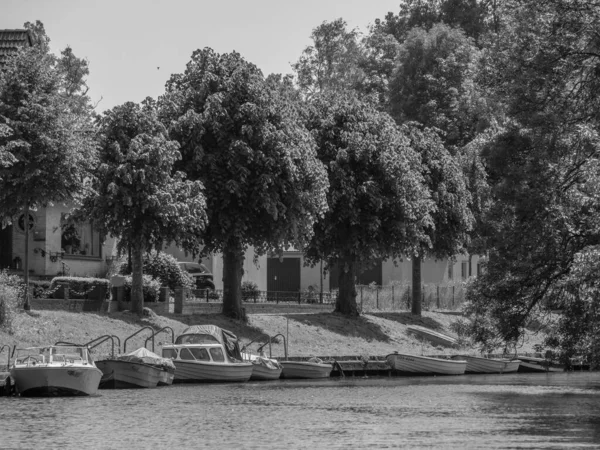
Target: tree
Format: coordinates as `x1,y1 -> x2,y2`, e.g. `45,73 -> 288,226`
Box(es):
73,100 -> 207,314
403,123 -> 473,315
389,23 -> 483,152
162,48 -> 328,320
292,18 -> 365,98
464,0 -> 600,362
0,23 -> 95,309
304,93 -> 432,316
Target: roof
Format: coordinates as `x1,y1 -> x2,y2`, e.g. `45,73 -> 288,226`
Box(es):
0,29 -> 33,65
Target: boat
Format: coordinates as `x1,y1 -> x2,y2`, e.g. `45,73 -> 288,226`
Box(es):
406,325 -> 459,348
455,355 -> 521,374
162,325 -> 253,383
10,344 -> 102,396
386,352 -> 467,376
245,353 -> 283,381
517,355 -> 564,373
280,358 -> 332,379
96,347 -> 175,389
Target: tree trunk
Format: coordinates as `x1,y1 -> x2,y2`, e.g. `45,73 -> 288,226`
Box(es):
222,243 -> 245,321
130,240 -> 144,314
411,254 -> 422,316
336,259 -> 359,316
23,204 -> 31,311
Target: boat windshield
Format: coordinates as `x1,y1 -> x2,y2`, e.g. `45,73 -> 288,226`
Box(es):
14,346 -> 89,364
176,334 -> 220,345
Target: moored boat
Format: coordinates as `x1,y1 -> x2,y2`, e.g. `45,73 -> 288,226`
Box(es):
10,344 -> 102,396
162,325 -> 253,383
386,352 -> 467,376
247,354 -> 283,381
517,356 -> 563,373
280,358 -> 332,379
96,347 -> 175,389
456,355 -> 521,374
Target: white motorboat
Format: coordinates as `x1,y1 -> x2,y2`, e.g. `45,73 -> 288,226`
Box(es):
162,325 -> 253,383
10,345 -> 102,396
406,325 -> 459,348
457,355 -> 521,374
96,347 -> 175,389
280,358 -> 332,379
386,352 -> 467,376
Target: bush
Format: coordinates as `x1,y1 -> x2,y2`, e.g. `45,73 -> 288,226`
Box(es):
30,280 -> 52,299
49,276 -> 110,300
119,251 -> 194,290
241,281 -> 259,302
0,270 -> 23,331
123,275 -> 161,303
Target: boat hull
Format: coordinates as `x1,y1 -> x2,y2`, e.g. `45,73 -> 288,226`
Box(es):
406,325 -> 458,348
172,360 -> 253,383
11,365 -> 102,396
96,360 -> 162,389
158,366 -> 175,386
280,361 -> 332,379
517,357 -> 564,373
387,353 -> 467,376
461,356 -> 521,374
250,363 -> 282,381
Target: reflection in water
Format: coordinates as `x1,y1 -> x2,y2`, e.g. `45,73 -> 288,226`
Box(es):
1,373 -> 599,449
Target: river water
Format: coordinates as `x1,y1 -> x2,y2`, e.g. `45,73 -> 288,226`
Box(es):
1,372 -> 600,449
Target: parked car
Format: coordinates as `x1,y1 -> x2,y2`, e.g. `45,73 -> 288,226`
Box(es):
178,262 -> 215,290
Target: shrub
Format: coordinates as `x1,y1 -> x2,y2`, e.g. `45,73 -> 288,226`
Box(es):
30,280 -> 52,299
123,275 -> 161,303
119,251 -> 194,290
0,270 -> 23,331
241,280 -> 260,302
49,276 -> 110,299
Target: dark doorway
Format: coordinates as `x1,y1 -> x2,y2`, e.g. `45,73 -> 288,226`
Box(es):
329,260 -> 383,290
267,257 -> 301,292
0,225 -> 12,269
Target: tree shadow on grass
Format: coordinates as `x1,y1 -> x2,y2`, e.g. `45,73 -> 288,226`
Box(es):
285,312 -> 392,343
369,312 -> 446,332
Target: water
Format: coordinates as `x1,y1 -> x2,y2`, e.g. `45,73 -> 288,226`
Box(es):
1,372 -> 600,449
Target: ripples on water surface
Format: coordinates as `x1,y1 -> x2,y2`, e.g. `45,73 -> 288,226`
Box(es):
1,372 -> 600,449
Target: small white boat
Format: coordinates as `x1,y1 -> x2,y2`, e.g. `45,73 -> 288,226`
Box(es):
245,353 -> 283,381
162,325 -> 253,383
10,345 -> 102,396
406,325 -> 459,348
96,348 -> 175,389
280,358 -> 332,379
457,355 -> 521,374
386,352 -> 467,376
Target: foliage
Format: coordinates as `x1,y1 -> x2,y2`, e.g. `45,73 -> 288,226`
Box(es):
304,92 -> 432,315
141,251 -> 194,290
389,23 -> 483,151
72,100 -> 207,314
241,281 -> 260,301
49,276 -> 110,299
0,270 -> 22,331
161,48 -> 329,319
293,18 -> 365,98
29,280 -> 53,299
123,275 -> 161,303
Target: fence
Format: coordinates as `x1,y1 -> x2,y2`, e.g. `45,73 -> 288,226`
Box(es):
185,283 -> 466,312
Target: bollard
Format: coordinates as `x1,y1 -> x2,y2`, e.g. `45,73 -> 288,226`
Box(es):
174,287 -> 184,314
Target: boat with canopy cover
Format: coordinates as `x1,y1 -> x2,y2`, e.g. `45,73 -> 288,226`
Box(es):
162,325 -> 253,383
96,347 -> 176,389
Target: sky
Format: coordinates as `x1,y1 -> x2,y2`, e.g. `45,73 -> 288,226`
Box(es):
1,0 -> 402,114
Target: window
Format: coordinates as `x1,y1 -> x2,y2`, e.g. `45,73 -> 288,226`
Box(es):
189,348 -> 210,361
61,221 -> 101,257
162,348 -> 177,359
461,261 -> 468,280
448,261 -> 454,280
209,347 -> 224,362
179,348 -> 196,360
477,262 -> 485,276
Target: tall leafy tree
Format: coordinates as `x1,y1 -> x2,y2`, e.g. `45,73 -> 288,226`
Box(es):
304,93 -> 432,316
73,100 -> 207,314
162,48 -> 328,320
0,22 -> 95,309
465,0 -> 600,364
403,124 -> 473,315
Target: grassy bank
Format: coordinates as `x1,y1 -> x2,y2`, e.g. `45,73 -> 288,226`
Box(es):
0,308 -> 547,362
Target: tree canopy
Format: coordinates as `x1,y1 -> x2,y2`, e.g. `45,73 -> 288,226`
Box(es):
161,48 -> 329,319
